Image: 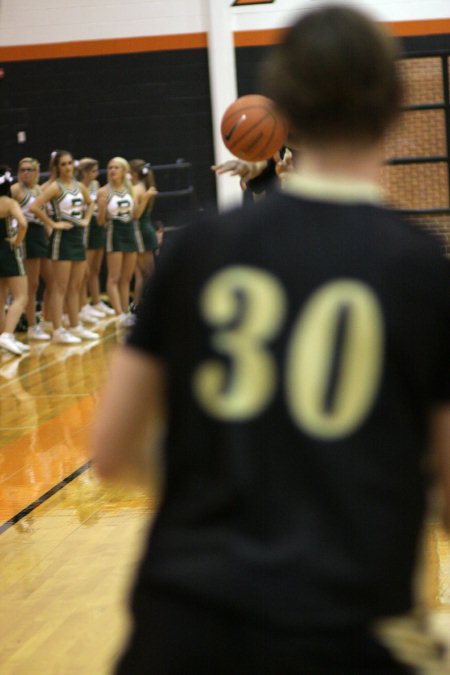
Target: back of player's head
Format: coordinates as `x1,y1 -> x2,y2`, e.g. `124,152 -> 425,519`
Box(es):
263,5 -> 402,146
0,165 -> 14,196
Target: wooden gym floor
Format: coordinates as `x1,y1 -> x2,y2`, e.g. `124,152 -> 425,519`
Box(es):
0,317 -> 450,674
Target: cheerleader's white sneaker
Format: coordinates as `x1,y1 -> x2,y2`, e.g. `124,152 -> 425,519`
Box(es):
81,304 -> 105,319
79,307 -> 99,325
0,332 -> 22,355
69,325 -> 99,341
14,340 -> 30,353
118,312 -> 137,329
28,324 -> 51,341
94,301 -> 115,316
52,327 -> 81,345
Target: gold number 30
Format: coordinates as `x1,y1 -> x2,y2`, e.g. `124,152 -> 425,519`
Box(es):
192,266 -> 384,440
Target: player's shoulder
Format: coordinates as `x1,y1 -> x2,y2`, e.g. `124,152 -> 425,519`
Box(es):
214,190 -> 288,231
154,203 -> 257,273
376,210 -> 450,298
381,208 -> 446,260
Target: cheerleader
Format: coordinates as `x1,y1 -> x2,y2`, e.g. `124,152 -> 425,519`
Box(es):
11,157 -> 53,340
96,158 -> 140,325
37,155 -> 58,334
29,150 -> 97,344
0,166 -> 29,356
77,157 -> 113,322
129,159 -> 159,306
97,158 -> 160,326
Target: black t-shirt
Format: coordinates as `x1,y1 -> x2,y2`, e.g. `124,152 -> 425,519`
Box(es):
127,187 -> 450,629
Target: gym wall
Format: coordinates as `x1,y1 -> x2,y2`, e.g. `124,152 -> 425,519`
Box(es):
0,1 -> 449,218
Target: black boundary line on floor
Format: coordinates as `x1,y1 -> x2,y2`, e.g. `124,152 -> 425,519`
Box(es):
0,460 -> 93,535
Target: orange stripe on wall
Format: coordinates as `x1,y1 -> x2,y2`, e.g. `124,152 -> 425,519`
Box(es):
234,18 -> 450,47
0,18 -> 449,62
234,29 -> 286,47
388,18 -> 450,37
233,0 -> 274,4
0,33 -> 207,62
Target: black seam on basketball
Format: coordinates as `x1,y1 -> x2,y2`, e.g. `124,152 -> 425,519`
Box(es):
222,106 -> 274,140
258,114 -> 281,157
241,131 -> 265,154
224,114 -> 247,142
226,111 -> 273,152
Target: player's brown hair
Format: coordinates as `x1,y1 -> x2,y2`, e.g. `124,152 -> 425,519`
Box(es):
262,5 -> 403,145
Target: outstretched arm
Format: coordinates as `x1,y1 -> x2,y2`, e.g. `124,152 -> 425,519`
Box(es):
211,159 -> 268,191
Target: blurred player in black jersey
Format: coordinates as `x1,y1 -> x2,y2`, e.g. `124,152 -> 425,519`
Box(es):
92,5 -> 450,673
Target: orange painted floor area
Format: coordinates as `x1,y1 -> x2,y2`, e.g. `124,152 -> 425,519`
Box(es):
0,326 -> 118,528
0,396 -> 95,525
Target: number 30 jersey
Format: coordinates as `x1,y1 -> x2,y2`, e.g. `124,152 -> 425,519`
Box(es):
127,173 -> 450,630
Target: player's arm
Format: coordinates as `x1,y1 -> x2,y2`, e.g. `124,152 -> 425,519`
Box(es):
430,403 -> 450,530
211,159 -> 268,191
91,346 -> 166,489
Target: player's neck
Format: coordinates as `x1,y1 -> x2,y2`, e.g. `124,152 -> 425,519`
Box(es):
297,142 -> 383,185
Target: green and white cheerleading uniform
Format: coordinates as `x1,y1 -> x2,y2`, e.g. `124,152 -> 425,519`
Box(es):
136,209 -> 159,253
0,216 -> 25,277
20,185 -> 49,259
105,186 -> 139,253
86,181 -> 106,250
49,180 -> 86,261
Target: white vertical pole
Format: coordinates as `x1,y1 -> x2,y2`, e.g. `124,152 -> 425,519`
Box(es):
206,0 -> 243,211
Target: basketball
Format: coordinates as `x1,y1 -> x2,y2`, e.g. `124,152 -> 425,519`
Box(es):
220,94 -> 287,162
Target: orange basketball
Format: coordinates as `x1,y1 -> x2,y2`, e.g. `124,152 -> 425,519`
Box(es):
221,95 -> 287,162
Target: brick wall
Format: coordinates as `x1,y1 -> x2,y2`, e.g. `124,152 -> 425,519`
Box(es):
381,55 -> 450,253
